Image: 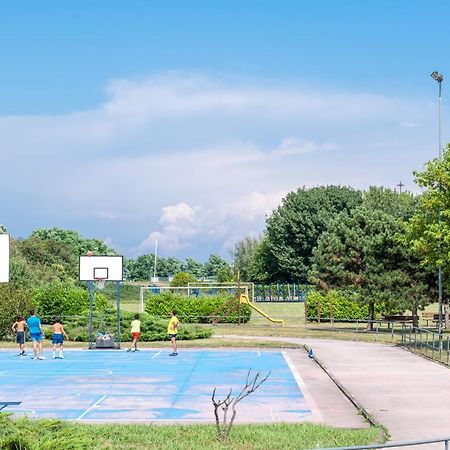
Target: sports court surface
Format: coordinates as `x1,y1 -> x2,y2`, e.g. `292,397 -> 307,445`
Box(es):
0,349 -> 311,423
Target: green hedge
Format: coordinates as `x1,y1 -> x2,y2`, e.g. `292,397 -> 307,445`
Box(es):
32,281 -> 108,321
145,292 -> 251,323
306,290 -> 387,321
0,284 -> 34,340
44,311 -> 212,342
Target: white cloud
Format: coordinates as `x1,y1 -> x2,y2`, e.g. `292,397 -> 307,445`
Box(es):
400,121 -> 422,128
271,138 -> 337,157
0,72 -> 442,258
133,202 -> 228,255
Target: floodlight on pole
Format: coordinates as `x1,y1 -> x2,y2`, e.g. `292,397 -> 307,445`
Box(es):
431,71 -> 444,335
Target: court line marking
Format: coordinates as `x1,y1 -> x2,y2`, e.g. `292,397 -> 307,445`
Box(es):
152,351 -> 162,359
76,395 -> 107,421
282,351 -> 321,422
0,369 -> 114,378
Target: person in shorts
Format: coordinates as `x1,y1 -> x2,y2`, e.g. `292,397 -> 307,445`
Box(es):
12,315 -> 26,356
127,314 -> 141,352
52,316 -> 69,359
167,310 -> 179,356
27,309 -> 45,360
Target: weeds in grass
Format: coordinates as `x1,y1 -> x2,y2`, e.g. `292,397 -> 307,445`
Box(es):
0,414 -> 383,450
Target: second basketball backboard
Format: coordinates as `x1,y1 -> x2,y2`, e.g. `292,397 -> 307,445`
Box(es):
0,234 -> 10,283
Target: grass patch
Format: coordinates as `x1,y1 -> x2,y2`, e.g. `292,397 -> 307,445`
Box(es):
0,415 -> 383,450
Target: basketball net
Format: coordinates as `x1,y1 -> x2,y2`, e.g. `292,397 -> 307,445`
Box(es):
95,278 -> 106,290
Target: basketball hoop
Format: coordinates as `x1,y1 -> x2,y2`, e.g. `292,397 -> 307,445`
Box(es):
94,278 -> 106,290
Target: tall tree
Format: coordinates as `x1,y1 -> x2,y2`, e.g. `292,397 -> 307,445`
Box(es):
248,236 -> 279,283
233,236 -> 260,281
125,254 -> 155,281
266,186 -> 362,282
204,254 -> 229,278
32,228 -> 115,256
311,193 -> 433,329
183,258 -> 205,278
405,145 -> 450,325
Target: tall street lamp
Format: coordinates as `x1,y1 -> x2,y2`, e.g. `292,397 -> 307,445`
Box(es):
431,71 -> 444,334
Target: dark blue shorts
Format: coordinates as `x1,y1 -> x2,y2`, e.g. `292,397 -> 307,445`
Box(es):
30,332 -> 43,342
16,332 -> 25,344
52,334 -> 63,344
168,334 -> 177,339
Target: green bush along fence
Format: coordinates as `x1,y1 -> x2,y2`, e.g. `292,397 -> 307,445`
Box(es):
145,292 -> 251,324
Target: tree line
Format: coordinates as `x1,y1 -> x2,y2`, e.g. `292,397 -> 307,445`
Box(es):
0,227 -> 232,287
2,145 -> 449,325
233,146 -> 450,325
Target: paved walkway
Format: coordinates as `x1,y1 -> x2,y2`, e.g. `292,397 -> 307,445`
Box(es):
219,335 -> 450,446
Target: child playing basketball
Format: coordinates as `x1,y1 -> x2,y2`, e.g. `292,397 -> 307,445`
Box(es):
12,316 -> 26,356
167,310 -> 179,356
27,309 -> 45,360
52,316 -> 69,359
127,314 -> 141,352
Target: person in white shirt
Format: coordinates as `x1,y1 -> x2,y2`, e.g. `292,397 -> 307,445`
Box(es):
127,314 -> 141,352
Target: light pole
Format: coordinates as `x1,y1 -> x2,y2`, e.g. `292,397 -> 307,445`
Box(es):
431,71 -> 444,334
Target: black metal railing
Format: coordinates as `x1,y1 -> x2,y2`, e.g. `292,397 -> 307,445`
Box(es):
317,435 -> 450,449
401,325 -> 450,366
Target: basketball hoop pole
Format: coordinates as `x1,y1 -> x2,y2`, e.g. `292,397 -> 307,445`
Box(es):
115,281 -> 121,349
87,281 -> 94,349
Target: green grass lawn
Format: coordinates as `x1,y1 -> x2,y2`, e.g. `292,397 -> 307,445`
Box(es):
0,415 -> 384,450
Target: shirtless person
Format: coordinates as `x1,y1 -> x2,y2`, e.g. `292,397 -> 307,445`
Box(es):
52,317 -> 69,359
12,315 -> 26,356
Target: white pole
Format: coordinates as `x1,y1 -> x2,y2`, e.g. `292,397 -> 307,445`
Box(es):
140,287 -> 144,313
153,239 -> 158,280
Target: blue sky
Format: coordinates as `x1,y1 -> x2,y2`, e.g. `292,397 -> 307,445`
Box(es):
1,1 -> 449,260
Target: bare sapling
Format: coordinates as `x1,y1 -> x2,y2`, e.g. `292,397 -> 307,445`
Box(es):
211,369 -> 270,440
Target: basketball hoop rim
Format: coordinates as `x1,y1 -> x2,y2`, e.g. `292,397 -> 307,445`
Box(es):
94,278 -> 106,289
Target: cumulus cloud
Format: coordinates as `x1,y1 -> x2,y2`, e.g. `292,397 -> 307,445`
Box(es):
133,202 -> 226,255
133,189 -> 289,256
0,72 -> 441,258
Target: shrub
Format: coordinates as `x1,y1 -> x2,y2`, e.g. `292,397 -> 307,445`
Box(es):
0,284 -> 34,340
32,281 -> 108,322
306,289 -> 387,321
145,292 -> 251,323
60,311 -> 212,342
170,272 -> 196,287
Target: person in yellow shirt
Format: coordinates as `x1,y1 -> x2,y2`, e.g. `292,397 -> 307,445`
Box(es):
167,310 -> 179,356
127,314 -> 141,353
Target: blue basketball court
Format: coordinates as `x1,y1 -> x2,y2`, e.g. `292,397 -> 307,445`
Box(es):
0,349 -> 311,423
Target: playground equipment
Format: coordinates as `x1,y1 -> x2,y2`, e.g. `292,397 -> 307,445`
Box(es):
209,297 -> 241,324
239,294 -> 284,326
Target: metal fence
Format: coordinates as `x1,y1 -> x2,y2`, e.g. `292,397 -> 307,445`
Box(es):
317,436 -> 450,449
254,283 -> 308,302
401,325 -> 450,366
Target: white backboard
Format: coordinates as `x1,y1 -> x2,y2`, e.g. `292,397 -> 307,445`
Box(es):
79,256 -> 123,281
0,234 -> 10,283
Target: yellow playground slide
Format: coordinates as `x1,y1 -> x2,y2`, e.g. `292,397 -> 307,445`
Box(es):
239,294 -> 285,326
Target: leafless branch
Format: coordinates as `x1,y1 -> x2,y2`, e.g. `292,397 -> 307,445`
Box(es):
211,369 -> 270,440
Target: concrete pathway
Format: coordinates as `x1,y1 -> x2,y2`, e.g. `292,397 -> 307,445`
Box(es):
219,335 -> 450,446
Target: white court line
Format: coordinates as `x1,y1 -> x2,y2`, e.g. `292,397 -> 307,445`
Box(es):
152,351 -> 162,359
282,351 -> 323,422
76,395 -> 107,421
